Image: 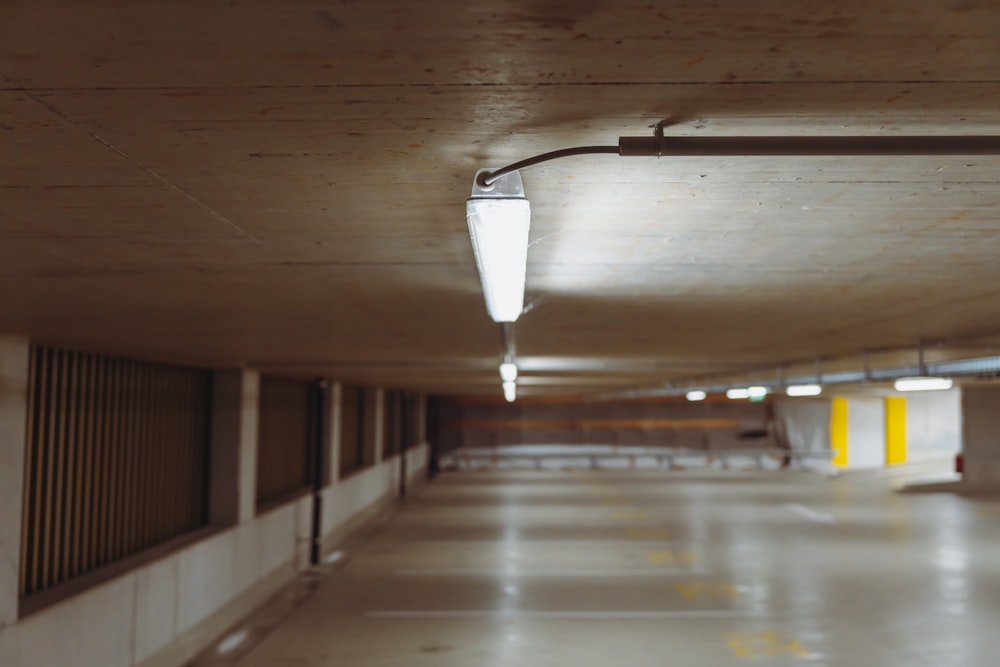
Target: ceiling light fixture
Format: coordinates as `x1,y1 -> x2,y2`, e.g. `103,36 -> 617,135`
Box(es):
786,384 -> 823,397
499,361 -> 518,382
747,386 -> 768,401
467,169 -> 531,322
469,124 -> 1000,323
894,377 -> 954,392
502,380 -> 517,402
686,390 -> 707,401
726,388 -> 750,400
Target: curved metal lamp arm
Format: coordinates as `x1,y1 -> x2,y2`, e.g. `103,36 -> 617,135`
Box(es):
477,145 -> 619,188
477,123 -> 1000,187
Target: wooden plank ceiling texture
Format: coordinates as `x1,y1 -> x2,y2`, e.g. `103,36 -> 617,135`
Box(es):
1,0 -> 999,396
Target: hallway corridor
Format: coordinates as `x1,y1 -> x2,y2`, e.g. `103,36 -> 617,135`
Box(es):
192,470 -> 1000,666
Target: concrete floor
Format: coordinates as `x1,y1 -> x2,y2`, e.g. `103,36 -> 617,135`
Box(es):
199,470 -> 1000,666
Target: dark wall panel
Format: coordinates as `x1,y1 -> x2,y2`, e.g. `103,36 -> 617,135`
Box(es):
19,347 -> 211,600
256,377 -> 311,508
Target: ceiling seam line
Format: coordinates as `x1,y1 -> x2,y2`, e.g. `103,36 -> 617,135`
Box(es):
5,79 -> 1000,92
20,90 -> 266,246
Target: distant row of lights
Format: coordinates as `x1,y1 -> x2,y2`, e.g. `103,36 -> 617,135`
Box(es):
684,376 -> 954,402
496,367 -> 955,403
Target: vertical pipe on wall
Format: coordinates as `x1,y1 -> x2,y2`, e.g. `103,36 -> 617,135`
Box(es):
398,393 -> 409,499
309,379 -> 328,566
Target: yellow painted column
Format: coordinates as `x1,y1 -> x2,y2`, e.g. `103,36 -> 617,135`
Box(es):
885,396 -> 907,465
831,397 -> 849,468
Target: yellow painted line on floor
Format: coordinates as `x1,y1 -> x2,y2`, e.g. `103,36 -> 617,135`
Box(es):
885,396 -> 907,465
725,631 -> 810,658
600,497 -> 635,507
626,526 -> 670,540
674,581 -> 739,600
612,509 -> 649,521
645,548 -> 695,564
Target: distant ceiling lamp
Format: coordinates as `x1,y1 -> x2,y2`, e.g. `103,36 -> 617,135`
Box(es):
726,388 -> 750,400
499,361 -> 518,382
747,386 -> 768,401
469,124 -> 1000,322
786,384 -> 823,397
502,380 -> 517,402
894,377 -> 954,392
686,390 -> 707,401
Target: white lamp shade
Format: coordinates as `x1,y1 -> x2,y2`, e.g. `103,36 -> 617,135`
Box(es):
502,381 -> 517,402
786,384 -> 822,397
467,199 -> 530,322
467,169 -> 531,323
499,362 -> 518,382
894,377 -> 953,392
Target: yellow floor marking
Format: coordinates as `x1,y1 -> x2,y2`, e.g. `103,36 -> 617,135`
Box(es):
612,509 -> 649,521
725,632 -> 810,658
644,548 -> 697,564
675,581 -> 739,600
626,526 -> 670,540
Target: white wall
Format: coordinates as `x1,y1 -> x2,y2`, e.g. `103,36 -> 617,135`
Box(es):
774,397 -> 831,453
907,389 -> 961,462
846,397 -> 885,469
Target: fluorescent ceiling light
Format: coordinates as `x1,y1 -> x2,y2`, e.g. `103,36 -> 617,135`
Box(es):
726,388 -> 750,400
786,384 -> 822,397
499,362 -> 518,382
747,386 -> 768,399
894,377 -> 953,392
502,381 -> 517,402
686,390 -> 707,401
467,169 -> 531,323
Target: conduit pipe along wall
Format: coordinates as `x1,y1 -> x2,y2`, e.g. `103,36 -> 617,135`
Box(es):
602,354 -> 1000,402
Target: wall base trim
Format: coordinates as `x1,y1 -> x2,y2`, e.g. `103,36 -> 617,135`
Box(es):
136,562 -> 296,667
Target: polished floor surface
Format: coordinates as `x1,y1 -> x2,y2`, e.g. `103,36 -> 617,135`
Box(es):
202,469 -> 1000,666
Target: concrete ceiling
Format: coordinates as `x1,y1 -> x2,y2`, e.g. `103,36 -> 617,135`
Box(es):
2,0 -> 999,397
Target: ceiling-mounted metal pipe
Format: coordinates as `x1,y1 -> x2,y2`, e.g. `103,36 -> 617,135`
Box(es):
618,134 -> 1000,157
501,322 -> 516,362
476,129 -> 1000,187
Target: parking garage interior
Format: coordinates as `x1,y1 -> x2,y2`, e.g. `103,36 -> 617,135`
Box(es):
3,1 -> 1000,665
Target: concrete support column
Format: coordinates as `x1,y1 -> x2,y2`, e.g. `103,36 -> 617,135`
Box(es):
961,386 -> 1000,487
328,382 -> 342,483
0,336 -> 29,626
208,369 -> 260,525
